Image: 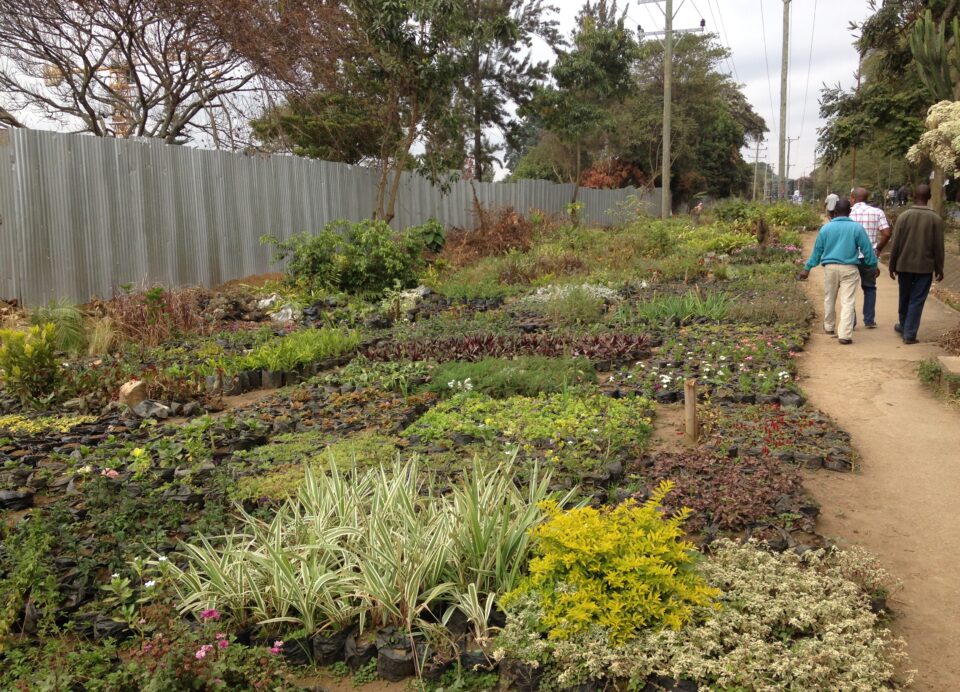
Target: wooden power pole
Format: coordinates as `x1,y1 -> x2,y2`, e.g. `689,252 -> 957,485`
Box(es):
778,0 -> 791,200
638,0 -> 703,217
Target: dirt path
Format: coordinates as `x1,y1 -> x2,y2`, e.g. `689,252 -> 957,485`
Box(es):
797,236 -> 960,690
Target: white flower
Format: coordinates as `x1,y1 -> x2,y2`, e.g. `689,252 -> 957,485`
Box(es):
111,573 -> 120,579
158,556 -> 168,562
144,580 -> 156,588
447,380 -> 455,389
591,428 -> 600,433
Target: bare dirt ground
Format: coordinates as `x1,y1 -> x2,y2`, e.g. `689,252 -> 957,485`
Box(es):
797,234 -> 960,690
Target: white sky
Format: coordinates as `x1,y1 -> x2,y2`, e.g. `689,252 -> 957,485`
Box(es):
543,0 -> 875,178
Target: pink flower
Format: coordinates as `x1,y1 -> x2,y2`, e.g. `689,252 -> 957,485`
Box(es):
215,632 -> 227,640
200,609 -> 221,621
195,644 -> 214,660
218,639 -> 229,649
744,356 -> 753,361
269,640 -> 284,655
101,468 -> 120,479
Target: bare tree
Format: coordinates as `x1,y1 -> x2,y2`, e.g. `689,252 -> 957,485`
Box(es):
0,0 -> 258,142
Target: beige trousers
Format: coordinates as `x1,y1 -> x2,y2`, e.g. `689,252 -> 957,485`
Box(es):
823,264 -> 861,340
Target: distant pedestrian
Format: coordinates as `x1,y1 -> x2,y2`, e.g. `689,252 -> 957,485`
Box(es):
849,187 -> 891,329
897,185 -> 909,207
798,198 -> 878,345
887,184 -> 945,345
824,191 -> 839,216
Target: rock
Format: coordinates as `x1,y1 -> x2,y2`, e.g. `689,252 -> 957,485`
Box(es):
118,380 -> 148,409
62,397 -> 85,412
794,452 -> 823,470
182,402 -> 201,417
257,294 -> 281,310
270,304 -> 302,323
133,400 -> 171,419
779,392 -> 806,408
605,460 -> 624,481
823,457 -> 852,472
0,489 -> 34,510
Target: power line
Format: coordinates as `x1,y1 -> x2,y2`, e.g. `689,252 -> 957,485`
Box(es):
798,0 -> 818,141
758,0 -> 779,142
705,0 -> 740,83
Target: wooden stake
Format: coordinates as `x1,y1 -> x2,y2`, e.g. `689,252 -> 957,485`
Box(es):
684,378 -> 698,443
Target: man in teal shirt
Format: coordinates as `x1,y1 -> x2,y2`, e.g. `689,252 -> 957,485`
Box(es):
798,198 -> 878,344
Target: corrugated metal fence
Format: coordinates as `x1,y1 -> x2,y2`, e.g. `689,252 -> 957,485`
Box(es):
0,129 -> 657,305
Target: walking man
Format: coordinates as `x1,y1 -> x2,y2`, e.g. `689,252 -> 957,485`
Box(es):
887,184 -> 945,345
798,199 -> 878,345
849,187 -> 891,329
824,190 -> 839,216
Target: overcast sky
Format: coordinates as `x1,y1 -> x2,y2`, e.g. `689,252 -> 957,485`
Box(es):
545,0 -> 875,178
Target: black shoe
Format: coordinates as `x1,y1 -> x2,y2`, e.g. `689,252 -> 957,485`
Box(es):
903,338 -> 919,345
894,324 -> 903,334
824,329 -> 835,335
838,338 -> 852,345
865,322 -> 877,329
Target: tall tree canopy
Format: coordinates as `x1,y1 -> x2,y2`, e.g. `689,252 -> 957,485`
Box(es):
0,0 -> 262,143
511,27 -> 764,205
817,0 -> 960,169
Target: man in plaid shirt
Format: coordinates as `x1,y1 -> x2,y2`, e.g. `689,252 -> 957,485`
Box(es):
849,188 -> 891,328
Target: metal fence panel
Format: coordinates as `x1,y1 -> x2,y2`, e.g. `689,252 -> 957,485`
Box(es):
0,129 -> 658,305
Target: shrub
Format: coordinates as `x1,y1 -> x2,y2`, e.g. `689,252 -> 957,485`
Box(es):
28,299 -> 86,354
440,207 -> 535,267
502,482 -> 718,644
262,219 -> 425,295
496,540 -> 909,691
427,357 -> 596,399
411,218 -> 446,253
102,287 -> 210,347
0,324 -> 62,408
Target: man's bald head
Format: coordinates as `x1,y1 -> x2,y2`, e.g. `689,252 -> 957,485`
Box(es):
852,187 -> 869,203
831,198 -> 852,218
914,184 -> 931,204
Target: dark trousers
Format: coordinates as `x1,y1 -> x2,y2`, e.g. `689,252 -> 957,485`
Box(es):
857,262 -> 877,326
897,272 -> 933,341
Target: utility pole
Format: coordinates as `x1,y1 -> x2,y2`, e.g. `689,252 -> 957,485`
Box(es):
752,140 -> 769,201
785,136 -> 799,197
778,0 -> 791,200
662,0 -> 673,219
638,1 -> 704,219
763,163 -> 770,201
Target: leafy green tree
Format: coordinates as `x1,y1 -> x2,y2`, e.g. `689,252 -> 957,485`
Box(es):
616,34 -> 765,202
519,1 -> 638,202
816,0 -> 960,206
456,0 -> 559,181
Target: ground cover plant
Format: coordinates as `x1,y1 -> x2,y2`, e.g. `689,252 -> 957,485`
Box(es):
403,391 -> 654,486
426,357 -> 596,399
701,403 -> 856,471
495,540 -> 909,691
0,208 -> 909,688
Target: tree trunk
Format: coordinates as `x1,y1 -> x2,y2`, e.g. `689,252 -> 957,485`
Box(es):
932,165 -> 946,216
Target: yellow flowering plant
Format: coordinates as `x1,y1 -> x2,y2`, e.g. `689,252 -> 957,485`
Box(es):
503,482 -> 718,644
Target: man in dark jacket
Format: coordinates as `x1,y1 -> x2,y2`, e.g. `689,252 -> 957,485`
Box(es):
887,184 -> 946,345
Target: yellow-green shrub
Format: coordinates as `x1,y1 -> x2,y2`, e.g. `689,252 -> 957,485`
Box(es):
504,482 -> 717,644
0,324 -> 62,408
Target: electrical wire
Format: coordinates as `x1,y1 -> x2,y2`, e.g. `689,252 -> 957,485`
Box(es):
797,0 -> 818,141
758,0 -> 779,142
704,0 -> 740,82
